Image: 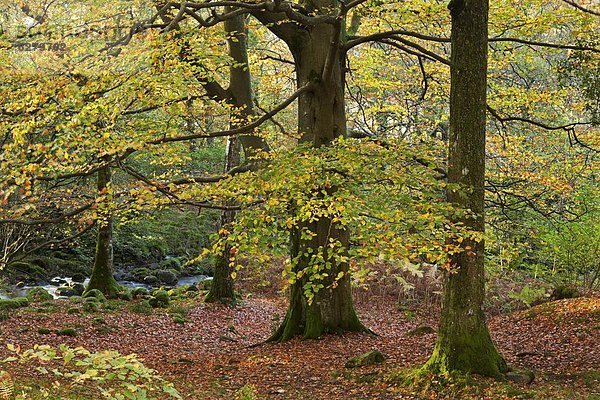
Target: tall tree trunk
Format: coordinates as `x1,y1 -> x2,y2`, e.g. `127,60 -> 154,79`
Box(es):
206,12 -> 268,303
85,166 -> 119,298
269,2 -> 366,341
423,0 -> 507,376
206,135 -> 240,304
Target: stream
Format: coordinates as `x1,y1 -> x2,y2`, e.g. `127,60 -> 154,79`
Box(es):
0,274 -> 211,300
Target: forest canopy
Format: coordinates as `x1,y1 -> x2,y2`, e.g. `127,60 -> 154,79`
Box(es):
0,0 -> 598,398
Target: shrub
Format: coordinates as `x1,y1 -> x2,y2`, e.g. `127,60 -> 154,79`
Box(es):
3,344 -> 181,399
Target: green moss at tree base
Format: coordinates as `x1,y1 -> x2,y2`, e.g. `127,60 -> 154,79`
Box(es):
421,327 -> 509,378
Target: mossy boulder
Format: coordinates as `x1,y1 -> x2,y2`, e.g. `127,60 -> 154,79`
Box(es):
505,370 -> 535,384
0,298 -> 29,311
143,275 -> 158,285
156,270 -> 178,286
83,289 -> 107,302
71,273 -> 86,283
149,290 -> 170,308
131,268 -> 151,281
345,350 -> 386,368
83,301 -> 99,312
131,287 -> 149,298
127,300 -> 153,315
56,286 -> 78,297
27,287 -> 53,302
551,285 -> 580,300
57,328 -> 77,337
160,257 -> 182,272
7,261 -> 47,282
117,289 -> 132,301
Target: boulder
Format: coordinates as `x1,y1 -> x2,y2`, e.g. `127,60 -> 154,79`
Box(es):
71,273 -> 86,283
56,286 -> 78,297
26,287 -> 53,302
156,269 -> 178,286
505,371 -> 535,384
149,290 -> 170,308
83,289 -> 107,302
345,350 -> 386,368
72,283 -> 85,296
143,275 -> 158,285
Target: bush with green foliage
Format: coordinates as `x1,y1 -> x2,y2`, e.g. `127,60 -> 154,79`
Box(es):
3,344 -> 181,399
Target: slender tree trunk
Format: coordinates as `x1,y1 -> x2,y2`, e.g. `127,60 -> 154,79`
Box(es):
85,166 -> 119,298
206,12 -> 269,303
423,0 -> 507,377
269,2 -> 366,341
206,136 -> 240,304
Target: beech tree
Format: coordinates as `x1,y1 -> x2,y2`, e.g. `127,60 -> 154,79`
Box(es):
423,0 -> 507,376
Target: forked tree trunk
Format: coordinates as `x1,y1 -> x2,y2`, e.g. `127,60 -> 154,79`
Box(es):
423,0 -> 507,377
269,2 -> 367,341
86,166 -> 119,298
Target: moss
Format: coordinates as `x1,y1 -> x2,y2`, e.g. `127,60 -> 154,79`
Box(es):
82,289 -> 107,302
131,268 -> 151,280
101,300 -> 123,311
26,287 -> 53,302
161,257 -> 182,271
551,285 -> 580,300
127,300 -> 153,315
149,290 -> 170,308
57,328 -> 77,337
422,326 -> 508,378
37,327 -> 52,335
131,287 -> 149,298
0,298 -> 27,311
67,307 -> 81,314
345,350 -> 386,368
12,297 -> 30,307
7,261 -> 47,280
83,302 -> 99,312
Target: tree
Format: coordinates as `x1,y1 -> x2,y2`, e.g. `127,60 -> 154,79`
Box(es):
423,0 -> 508,377
249,0 -> 369,341
85,166 -> 120,297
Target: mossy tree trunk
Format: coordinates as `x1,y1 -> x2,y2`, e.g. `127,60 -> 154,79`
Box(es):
423,0 -> 507,377
265,0 -> 367,341
85,166 -> 119,298
206,12 -> 269,303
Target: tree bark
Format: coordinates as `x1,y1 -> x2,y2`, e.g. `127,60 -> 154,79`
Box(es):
206,12 -> 268,303
206,135 -> 239,304
423,0 -> 507,377
85,166 -> 119,298
269,1 -> 367,341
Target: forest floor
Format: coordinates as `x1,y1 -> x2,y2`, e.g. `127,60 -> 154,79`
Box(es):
0,293 -> 598,399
